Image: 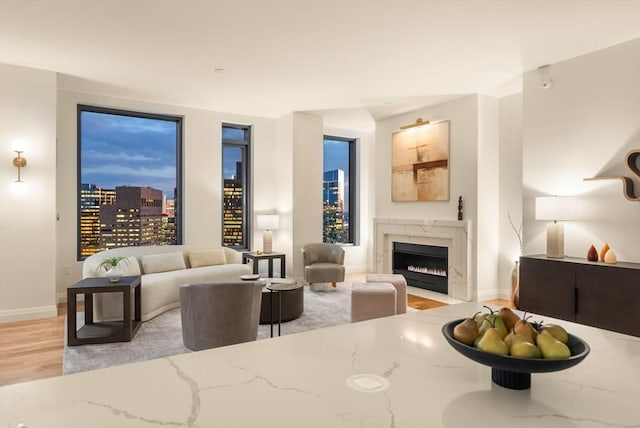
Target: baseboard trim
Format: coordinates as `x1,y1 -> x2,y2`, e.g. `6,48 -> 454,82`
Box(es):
0,305 -> 58,323
477,289 -> 512,302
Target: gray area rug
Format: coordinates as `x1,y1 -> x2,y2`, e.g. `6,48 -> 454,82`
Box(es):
64,284 -> 354,374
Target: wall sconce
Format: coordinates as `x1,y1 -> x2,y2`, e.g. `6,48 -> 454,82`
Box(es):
535,196 -> 576,258
400,117 -> 430,130
12,150 -> 27,183
256,214 -> 280,254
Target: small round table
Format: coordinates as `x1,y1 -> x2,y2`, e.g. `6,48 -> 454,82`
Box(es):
263,278 -> 303,337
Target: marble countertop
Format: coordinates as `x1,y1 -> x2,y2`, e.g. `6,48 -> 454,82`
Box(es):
1,302 -> 639,427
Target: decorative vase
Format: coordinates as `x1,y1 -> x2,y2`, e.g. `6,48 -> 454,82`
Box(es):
106,265 -> 123,283
510,261 -> 520,309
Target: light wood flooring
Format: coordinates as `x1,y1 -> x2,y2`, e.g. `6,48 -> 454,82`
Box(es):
0,296 -> 511,387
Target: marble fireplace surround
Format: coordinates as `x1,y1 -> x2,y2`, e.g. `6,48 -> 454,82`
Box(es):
374,218 -> 473,301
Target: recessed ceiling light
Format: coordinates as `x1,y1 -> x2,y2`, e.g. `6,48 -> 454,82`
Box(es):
214,68 -> 225,73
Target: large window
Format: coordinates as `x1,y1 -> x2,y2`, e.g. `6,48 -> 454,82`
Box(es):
77,105 -> 182,260
323,135 -> 357,244
222,124 -> 251,250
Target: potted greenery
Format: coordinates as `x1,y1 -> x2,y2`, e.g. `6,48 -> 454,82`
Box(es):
97,256 -> 130,283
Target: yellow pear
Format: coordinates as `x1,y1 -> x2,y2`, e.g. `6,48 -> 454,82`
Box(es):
540,324 -> 568,344
509,333 -> 542,358
503,329 -> 515,348
536,330 -> 571,359
476,327 -> 509,356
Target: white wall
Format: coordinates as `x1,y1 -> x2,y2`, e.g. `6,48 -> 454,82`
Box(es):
56,88 -> 279,300
476,95 -> 500,300
375,96 -> 487,298
498,93 -> 523,299
522,37 -> 640,262
0,64 -> 57,322
291,113 -> 324,278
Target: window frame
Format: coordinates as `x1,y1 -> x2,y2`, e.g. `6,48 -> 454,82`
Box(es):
76,104 -> 183,261
322,134 -> 358,245
221,123 -> 252,250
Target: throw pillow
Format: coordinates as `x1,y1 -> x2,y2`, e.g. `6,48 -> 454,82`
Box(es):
141,252 -> 186,274
188,249 -> 227,268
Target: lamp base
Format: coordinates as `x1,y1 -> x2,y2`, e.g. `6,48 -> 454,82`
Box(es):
263,230 -> 273,254
546,222 -> 565,258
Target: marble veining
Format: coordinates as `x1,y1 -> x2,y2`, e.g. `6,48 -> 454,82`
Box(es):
1,302 -> 639,427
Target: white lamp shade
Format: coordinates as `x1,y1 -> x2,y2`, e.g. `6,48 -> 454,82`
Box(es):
256,214 -> 280,230
535,196 -> 576,221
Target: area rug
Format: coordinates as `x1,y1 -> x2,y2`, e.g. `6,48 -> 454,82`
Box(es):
64,284 -> 365,374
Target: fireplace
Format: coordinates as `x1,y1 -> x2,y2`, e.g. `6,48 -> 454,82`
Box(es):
374,218 -> 472,301
393,242 -> 448,294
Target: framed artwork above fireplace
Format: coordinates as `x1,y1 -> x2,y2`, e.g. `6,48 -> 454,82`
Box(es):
391,120 -> 450,201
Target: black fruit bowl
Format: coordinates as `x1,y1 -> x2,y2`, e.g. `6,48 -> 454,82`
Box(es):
442,319 -> 590,390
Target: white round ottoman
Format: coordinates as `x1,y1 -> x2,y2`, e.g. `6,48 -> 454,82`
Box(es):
351,282 -> 397,322
366,273 -> 408,314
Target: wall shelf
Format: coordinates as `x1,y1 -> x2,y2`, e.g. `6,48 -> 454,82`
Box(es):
583,149 -> 640,201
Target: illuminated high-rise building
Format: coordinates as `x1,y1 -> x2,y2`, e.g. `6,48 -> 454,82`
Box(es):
79,183 -> 116,257
100,186 -> 164,249
223,161 -> 244,247
323,169 -> 347,243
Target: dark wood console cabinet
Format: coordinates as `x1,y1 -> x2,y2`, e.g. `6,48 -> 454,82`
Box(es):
519,255 -> 640,337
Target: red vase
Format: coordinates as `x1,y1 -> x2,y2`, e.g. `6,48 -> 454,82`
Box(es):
587,244 -> 598,262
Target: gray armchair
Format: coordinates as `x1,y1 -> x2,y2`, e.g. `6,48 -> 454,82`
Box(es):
179,281 -> 262,351
302,243 -> 345,288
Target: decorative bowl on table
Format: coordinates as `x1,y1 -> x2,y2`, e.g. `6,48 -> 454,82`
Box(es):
442,319 -> 590,390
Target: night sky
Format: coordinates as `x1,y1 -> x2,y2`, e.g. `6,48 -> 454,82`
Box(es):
81,111 -> 350,203
80,111 -> 177,197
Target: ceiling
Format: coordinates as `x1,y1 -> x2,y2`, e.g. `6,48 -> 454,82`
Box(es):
2,0 -> 640,130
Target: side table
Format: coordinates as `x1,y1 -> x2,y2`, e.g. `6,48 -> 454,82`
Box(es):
265,278 -> 303,337
67,276 -> 142,346
242,251 -> 286,278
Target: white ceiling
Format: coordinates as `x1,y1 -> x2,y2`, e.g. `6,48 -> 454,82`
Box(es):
2,0 -> 640,130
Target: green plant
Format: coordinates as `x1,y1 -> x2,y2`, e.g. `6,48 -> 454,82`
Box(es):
97,256 -> 129,271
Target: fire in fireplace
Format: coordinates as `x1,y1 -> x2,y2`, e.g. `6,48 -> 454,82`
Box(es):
392,242 -> 448,294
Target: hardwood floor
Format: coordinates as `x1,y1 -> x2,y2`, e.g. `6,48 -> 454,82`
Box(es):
0,296 -> 512,387
0,304 -> 67,387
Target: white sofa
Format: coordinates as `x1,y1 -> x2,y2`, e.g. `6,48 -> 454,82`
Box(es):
82,245 -> 252,322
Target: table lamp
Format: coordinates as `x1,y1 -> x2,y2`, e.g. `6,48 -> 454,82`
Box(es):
256,214 -> 280,253
535,196 -> 576,258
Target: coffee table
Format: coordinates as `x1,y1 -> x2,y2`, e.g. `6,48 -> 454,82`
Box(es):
262,278 -> 303,337
67,276 -> 141,346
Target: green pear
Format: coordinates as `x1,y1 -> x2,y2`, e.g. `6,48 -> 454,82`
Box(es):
476,327 -> 509,356
479,315 -> 508,339
453,318 -> 480,346
474,312 -> 489,328
541,324 -> 569,344
509,333 -> 542,358
536,330 -> 571,359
